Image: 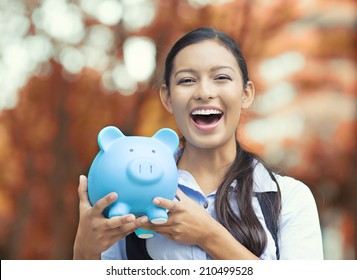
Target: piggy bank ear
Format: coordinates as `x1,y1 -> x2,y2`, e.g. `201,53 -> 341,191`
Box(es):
98,126 -> 125,152
152,128 -> 179,154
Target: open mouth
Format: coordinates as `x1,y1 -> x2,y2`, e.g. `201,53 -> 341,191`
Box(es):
190,109 -> 223,126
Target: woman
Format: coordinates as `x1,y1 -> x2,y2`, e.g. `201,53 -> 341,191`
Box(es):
73,27 -> 324,260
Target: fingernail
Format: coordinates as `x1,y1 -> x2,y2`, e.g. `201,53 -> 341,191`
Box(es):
140,216 -> 149,223
126,215 -> 135,222
79,175 -> 87,184
109,193 -> 117,201
153,198 -> 160,205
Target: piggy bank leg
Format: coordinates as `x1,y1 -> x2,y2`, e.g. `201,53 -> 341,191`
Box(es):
135,228 -> 154,239
107,202 -> 130,218
147,206 -> 168,224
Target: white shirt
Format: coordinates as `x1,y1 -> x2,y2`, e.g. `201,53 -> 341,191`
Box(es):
101,162 -> 324,260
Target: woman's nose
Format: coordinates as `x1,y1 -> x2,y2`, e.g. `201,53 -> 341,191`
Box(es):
193,80 -> 216,100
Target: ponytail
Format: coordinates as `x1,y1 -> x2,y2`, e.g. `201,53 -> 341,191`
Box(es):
215,141 -> 281,256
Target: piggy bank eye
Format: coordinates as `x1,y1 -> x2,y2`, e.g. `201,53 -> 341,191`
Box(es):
152,150 -> 156,153
130,149 -> 134,152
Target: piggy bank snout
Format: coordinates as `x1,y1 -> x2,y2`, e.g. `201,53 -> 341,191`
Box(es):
127,159 -> 163,184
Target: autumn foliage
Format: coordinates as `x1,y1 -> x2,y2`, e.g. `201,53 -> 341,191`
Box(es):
0,0 -> 356,259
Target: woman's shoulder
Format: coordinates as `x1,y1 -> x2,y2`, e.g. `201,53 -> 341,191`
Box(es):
275,174 -> 313,198
253,162 -> 316,208
254,161 -> 313,195
274,173 -> 318,215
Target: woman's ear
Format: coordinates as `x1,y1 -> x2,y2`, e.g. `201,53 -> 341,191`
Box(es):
241,81 -> 255,109
159,84 -> 173,113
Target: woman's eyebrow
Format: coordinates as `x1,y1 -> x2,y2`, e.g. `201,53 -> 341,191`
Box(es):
210,65 -> 235,72
174,66 -> 235,77
174,68 -> 196,77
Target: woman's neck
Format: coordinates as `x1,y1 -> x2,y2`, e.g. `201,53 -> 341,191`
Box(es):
177,139 -> 236,195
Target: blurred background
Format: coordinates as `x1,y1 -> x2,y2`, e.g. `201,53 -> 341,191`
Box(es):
0,0 -> 356,260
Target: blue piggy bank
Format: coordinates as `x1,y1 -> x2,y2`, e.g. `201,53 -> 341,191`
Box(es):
87,126 -> 179,239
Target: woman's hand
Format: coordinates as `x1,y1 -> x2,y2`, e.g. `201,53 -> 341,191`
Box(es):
136,188 -> 216,247
73,175 -> 138,260
136,188 -> 259,260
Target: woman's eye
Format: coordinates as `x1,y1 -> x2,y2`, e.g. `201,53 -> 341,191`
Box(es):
215,75 -> 231,81
177,78 -> 195,84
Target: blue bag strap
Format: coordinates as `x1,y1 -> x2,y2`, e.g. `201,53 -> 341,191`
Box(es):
256,191 -> 280,259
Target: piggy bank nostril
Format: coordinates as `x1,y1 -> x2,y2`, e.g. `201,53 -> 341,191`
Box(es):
138,164 -> 154,174
127,159 -> 163,183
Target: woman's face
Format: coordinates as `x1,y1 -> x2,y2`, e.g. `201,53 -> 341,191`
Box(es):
161,39 -> 254,150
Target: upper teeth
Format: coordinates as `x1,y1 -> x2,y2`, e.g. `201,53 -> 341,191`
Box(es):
192,109 -> 223,115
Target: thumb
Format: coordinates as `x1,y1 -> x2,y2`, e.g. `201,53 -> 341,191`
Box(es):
77,175 -> 91,208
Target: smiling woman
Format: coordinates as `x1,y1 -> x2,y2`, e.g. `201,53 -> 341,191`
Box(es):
73,26 -> 324,260
159,38 -> 254,151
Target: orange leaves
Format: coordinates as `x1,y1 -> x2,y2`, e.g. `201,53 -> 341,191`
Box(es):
0,0 -> 356,259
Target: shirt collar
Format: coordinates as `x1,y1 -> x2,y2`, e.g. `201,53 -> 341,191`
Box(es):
252,160 -> 278,193
223,161 -> 277,193
177,169 -> 210,196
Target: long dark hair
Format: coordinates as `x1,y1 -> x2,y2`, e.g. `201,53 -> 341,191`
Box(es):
163,26 -> 281,257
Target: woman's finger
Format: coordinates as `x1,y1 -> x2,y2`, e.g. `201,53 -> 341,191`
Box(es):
105,214 -> 136,229
153,197 -> 180,212
91,192 -> 118,216
78,175 -> 93,209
